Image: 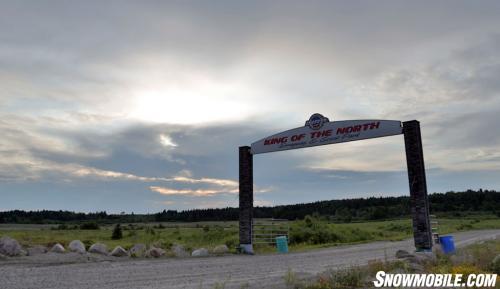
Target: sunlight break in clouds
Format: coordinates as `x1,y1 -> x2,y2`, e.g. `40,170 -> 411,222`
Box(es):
149,185 -> 272,197
75,167 -> 242,189
149,186 -> 237,196
166,176 -> 238,187
159,134 -> 178,147
129,78 -> 252,124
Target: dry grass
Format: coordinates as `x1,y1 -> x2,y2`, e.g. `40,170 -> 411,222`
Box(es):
286,239 -> 500,289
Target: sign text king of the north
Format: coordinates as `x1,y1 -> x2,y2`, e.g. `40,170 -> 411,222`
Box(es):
250,114 -> 403,154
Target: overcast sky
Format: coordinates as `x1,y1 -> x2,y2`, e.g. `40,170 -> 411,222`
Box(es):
1,1 -> 500,213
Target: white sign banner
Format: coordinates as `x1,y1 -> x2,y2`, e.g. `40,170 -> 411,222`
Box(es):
251,114 -> 403,155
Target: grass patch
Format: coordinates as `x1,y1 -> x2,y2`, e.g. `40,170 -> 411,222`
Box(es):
288,215 -> 500,251
1,216 -> 499,253
0,223 -> 239,251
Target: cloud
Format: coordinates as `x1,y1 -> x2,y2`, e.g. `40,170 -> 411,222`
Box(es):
312,35 -> 500,173
150,171 -> 271,197
167,176 -> 238,187
149,186 -> 237,196
70,166 -> 160,182
254,200 -> 273,207
3,1 -> 499,126
159,134 -> 177,148
0,157 -> 161,183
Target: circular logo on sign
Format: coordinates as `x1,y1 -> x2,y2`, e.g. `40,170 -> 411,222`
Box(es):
305,113 -> 329,130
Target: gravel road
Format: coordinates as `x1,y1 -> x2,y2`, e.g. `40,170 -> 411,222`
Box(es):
1,229 -> 499,289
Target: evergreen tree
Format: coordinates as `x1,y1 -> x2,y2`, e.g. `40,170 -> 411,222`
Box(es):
111,224 -> 123,240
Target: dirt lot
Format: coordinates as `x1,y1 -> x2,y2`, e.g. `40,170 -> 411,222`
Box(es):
1,229 -> 499,289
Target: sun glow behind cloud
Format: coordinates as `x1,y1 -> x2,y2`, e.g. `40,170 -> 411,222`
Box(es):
128,77 -> 253,124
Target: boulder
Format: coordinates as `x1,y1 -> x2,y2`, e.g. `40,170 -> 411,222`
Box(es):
213,245 -> 229,255
129,243 -> 147,257
88,243 -> 108,255
395,250 -> 413,259
68,240 -> 86,254
110,246 -> 128,257
0,236 -> 23,257
27,245 -> 47,256
192,248 -> 209,257
172,244 -> 189,257
50,243 -> 65,253
146,247 -> 165,258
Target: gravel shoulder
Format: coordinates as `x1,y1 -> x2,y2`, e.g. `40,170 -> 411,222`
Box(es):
1,229 -> 499,289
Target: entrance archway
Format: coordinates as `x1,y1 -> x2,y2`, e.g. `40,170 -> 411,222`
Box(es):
239,114 -> 432,252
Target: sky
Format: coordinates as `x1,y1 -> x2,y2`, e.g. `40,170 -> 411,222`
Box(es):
1,1 -> 500,213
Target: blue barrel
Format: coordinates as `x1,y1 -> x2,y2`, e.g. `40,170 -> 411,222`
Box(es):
276,236 -> 288,253
439,236 -> 456,254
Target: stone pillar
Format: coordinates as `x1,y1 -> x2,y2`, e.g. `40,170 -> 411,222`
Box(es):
403,120 -> 433,251
239,146 -> 253,247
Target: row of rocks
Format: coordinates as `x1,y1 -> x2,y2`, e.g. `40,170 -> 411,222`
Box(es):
1,236 -> 229,259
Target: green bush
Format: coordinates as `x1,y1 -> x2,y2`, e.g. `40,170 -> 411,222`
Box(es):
111,224 -> 123,240
80,222 -> 99,230
82,239 -> 94,250
224,237 -> 238,249
290,215 -> 341,245
326,267 -> 365,288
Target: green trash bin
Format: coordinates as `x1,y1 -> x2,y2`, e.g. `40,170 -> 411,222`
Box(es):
276,236 -> 288,253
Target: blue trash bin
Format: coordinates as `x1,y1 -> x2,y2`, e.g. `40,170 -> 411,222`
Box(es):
276,236 -> 288,253
439,235 -> 456,254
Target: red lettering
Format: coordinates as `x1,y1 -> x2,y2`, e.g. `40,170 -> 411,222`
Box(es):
311,130 -> 333,138
337,122 -> 381,135
291,134 -> 306,141
337,127 -> 347,135
264,137 -> 288,145
370,122 -> 380,129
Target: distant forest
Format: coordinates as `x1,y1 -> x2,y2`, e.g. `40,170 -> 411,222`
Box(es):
1,189 -> 499,224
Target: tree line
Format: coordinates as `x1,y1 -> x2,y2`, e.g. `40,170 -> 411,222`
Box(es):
0,189 -> 498,224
